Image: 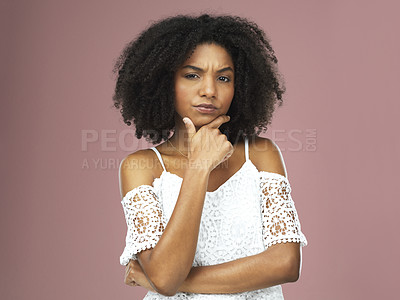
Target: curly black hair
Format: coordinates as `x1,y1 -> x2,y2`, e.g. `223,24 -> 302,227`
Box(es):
112,13 -> 286,145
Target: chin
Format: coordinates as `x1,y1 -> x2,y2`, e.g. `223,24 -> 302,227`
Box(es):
192,114 -> 219,126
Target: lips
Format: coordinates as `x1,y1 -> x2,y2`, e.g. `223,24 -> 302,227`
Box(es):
194,104 -> 217,114
195,103 -> 216,109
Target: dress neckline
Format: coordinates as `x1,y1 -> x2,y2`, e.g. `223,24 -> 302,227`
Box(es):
153,159 -> 258,194
150,136 -> 289,195
121,158 -> 289,201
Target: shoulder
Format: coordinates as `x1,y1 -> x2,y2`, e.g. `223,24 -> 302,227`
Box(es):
248,136 -> 287,178
119,148 -> 159,198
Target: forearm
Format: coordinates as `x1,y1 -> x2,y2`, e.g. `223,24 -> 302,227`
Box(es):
178,243 -> 301,294
139,165 -> 210,294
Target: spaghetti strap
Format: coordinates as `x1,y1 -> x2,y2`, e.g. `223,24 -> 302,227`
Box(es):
150,147 -> 166,171
244,137 -> 249,162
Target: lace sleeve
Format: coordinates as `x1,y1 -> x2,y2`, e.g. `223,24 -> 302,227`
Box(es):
119,185 -> 165,266
259,172 -> 308,249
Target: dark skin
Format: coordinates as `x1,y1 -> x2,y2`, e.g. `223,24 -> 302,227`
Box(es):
123,134 -> 302,295
112,15 -> 286,146
152,132 -> 243,193
121,43 -> 301,296
151,43 -> 238,192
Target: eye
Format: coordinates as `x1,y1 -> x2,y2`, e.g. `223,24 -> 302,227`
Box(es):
218,76 -> 231,82
184,74 -> 199,79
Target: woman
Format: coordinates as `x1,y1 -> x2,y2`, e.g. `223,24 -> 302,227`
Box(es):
113,14 -> 307,299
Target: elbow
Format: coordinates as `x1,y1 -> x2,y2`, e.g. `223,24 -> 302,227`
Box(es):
152,279 -> 178,297
148,274 -> 180,297
139,256 -> 186,296
158,289 -> 178,297
137,252 -> 180,296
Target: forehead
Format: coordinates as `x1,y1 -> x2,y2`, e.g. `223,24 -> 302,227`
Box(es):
182,43 -> 234,67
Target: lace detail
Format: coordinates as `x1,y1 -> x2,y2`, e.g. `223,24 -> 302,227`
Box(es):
192,162 -> 265,267
259,172 -> 307,249
145,162 -> 287,299
119,137 -> 307,299
142,285 -> 283,299
119,185 -> 165,265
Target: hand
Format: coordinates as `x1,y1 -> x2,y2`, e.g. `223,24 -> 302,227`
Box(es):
124,259 -> 138,287
183,115 -> 233,172
124,259 -> 156,292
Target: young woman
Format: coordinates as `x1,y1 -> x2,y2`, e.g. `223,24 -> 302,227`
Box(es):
113,14 -> 307,299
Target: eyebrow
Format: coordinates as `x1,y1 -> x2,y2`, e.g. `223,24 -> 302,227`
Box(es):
181,65 -> 234,73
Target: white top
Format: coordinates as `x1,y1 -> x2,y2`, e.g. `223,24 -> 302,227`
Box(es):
120,137 -> 308,299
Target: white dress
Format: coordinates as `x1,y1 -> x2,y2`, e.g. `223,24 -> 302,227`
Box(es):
120,137 -> 308,299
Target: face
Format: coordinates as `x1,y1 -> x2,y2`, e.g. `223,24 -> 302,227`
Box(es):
173,43 -> 235,131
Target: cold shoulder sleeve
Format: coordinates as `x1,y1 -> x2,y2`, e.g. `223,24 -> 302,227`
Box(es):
119,185 -> 165,266
259,172 -> 307,249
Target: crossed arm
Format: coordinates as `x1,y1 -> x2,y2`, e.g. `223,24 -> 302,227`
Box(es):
126,241 -> 301,295
122,175 -> 306,294
121,138 -> 306,295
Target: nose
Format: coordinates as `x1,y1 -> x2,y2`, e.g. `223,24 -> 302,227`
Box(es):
199,75 -> 217,99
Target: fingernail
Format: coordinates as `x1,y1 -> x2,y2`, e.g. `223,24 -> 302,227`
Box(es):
182,118 -> 187,124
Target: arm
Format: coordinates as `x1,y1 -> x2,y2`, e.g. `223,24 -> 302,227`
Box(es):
177,137 -> 307,294
121,153 -> 209,296
128,136 -> 307,294
132,242 -> 300,294
178,242 -> 301,294
121,115 -> 233,296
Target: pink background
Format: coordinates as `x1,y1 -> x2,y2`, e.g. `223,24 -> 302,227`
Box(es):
1,0 -> 399,299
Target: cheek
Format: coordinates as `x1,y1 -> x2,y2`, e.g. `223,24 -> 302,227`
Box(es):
229,88 -> 235,100
174,83 -> 191,112
175,80 -> 194,104
223,87 -> 235,108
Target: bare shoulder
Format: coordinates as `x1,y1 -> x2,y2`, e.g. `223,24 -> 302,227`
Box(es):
119,149 -> 159,198
249,136 -> 287,178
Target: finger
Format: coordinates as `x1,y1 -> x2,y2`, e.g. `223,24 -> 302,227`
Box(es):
124,267 -> 137,286
183,117 -> 196,140
206,115 -> 231,129
124,273 -> 136,286
125,263 -> 130,273
124,265 -> 131,279
125,261 -> 133,273
221,150 -> 233,162
127,280 -> 137,287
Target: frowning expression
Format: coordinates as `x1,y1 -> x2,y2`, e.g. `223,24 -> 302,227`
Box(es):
173,43 -> 235,130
